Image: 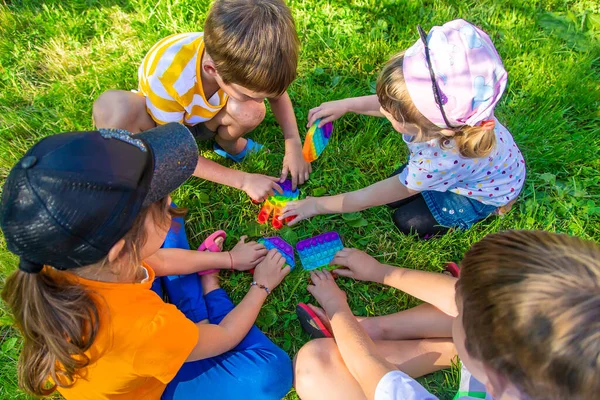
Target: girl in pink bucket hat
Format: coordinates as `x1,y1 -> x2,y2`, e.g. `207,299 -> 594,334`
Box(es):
282,19 -> 526,238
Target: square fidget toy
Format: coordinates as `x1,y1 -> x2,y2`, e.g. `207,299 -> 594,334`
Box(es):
258,237 -> 295,269
296,232 -> 343,271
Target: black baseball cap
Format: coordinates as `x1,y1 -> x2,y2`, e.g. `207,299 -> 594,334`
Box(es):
0,122 -> 198,273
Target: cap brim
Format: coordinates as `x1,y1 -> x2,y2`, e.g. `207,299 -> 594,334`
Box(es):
138,123 -> 198,206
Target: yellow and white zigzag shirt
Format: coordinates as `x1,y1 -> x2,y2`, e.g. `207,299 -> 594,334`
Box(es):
138,32 -> 228,126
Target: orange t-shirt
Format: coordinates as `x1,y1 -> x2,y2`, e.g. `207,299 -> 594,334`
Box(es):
52,265 -> 199,400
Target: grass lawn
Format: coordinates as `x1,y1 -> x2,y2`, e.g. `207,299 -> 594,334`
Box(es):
1,0 -> 599,399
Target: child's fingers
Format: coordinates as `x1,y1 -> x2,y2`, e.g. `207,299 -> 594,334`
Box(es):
304,170 -> 310,183
251,256 -> 266,266
319,115 -> 336,127
281,265 -> 291,276
254,248 -> 269,259
307,107 -> 321,127
279,207 -> 295,220
307,284 -> 316,294
322,270 -> 334,280
238,235 -> 248,244
271,181 -> 283,195
308,109 -> 329,127
312,270 -> 327,281
279,166 -> 289,183
331,268 -> 353,278
286,215 -> 303,227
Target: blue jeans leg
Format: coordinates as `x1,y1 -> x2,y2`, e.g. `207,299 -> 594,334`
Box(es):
162,288 -> 293,400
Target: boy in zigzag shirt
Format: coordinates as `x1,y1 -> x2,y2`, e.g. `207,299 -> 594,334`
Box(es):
93,0 -> 311,202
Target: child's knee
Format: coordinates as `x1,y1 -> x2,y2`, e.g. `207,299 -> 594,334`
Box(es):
294,339 -> 336,395
92,90 -> 148,130
227,98 -> 266,131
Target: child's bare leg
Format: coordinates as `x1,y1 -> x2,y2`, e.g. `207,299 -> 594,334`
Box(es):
200,237 -> 224,298
362,303 -> 454,340
294,337 -> 456,400
205,97 -> 266,155
93,90 -> 156,133
308,303 -> 454,340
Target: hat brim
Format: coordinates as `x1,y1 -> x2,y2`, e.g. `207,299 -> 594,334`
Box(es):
138,123 -> 198,207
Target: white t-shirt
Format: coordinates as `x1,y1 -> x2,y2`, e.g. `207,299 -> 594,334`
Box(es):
398,119 -> 525,207
375,364 -> 493,400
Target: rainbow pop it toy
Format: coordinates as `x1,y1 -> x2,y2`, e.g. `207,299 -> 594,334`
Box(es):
257,179 -> 299,229
257,237 -> 295,269
296,232 -> 344,271
302,120 -> 333,162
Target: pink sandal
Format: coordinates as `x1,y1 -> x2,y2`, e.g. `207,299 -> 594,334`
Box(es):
444,262 -> 461,278
197,230 -> 227,276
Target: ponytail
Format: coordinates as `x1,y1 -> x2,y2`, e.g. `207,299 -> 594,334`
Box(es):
1,269 -> 99,396
442,125 -> 496,158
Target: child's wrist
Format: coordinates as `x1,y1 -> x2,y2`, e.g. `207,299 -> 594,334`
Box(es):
345,97 -> 359,114
323,298 -> 351,316
375,263 -> 393,284
284,137 -> 302,150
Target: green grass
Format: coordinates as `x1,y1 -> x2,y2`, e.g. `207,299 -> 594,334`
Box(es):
1,0 -> 599,399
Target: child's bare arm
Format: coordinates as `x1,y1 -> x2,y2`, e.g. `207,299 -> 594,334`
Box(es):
280,176 -> 418,226
332,249 -> 458,317
193,156 -> 282,202
146,237 -> 268,276
185,250 -> 290,361
268,91 -> 311,190
307,95 -> 384,127
308,271 -> 396,400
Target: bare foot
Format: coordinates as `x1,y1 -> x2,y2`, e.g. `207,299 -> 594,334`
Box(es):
200,236 -> 224,295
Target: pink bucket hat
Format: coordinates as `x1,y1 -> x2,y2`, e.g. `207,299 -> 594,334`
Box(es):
403,19 -> 508,128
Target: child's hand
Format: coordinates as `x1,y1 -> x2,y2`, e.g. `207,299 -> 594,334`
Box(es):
229,236 -> 268,271
281,143 -> 312,190
241,173 -> 283,202
307,99 -> 350,128
332,248 -> 391,283
252,249 -> 291,292
307,270 -> 348,314
279,197 -> 320,226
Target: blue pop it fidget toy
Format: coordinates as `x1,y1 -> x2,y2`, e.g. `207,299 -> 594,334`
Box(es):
258,237 -> 295,269
296,232 -> 344,271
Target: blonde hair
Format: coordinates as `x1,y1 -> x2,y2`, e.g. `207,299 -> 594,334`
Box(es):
376,52 -> 496,158
204,0 -> 299,97
458,230 -> 600,400
1,198 -> 184,396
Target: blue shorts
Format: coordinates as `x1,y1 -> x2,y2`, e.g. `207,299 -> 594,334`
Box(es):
421,190 -> 498,230
152,209 -> 293,400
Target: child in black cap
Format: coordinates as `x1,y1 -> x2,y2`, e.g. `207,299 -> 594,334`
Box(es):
0,123 -> 293,399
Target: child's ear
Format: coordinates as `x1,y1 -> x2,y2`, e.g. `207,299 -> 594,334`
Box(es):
202,57 -> 218,77
108,239 -> 126,263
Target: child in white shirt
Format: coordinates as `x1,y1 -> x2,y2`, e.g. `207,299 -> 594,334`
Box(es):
294,230 -> 600,400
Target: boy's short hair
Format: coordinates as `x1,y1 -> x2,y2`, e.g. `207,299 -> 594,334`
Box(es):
204,0 -> 299,97
458,230 -> 600,400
